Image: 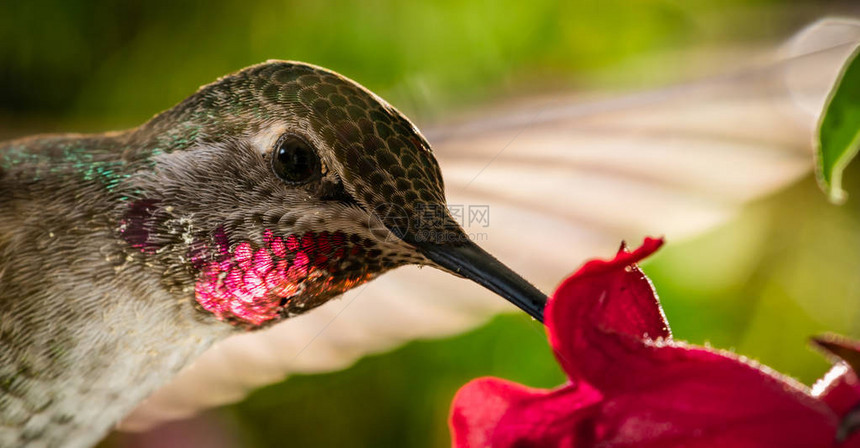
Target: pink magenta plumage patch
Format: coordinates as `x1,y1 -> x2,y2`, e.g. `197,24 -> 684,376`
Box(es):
194,229 -> 370,326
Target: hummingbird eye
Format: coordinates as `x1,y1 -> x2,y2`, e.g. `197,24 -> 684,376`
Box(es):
271,134 -> 322,185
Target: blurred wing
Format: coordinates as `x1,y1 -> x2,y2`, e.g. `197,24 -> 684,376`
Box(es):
121,18 -> 860,430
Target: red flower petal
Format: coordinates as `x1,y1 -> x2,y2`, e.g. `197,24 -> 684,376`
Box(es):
548,238 -> 838,446
813,364 -> 860,447
815,363 -> 860,419
589,345 -> 837,447
451,239 -> 855,447
547,237 -> 669,382
812,335 -> 860,446
450,378 -> 602,448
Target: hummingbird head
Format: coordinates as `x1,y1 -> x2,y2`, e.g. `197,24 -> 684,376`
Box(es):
122,61 -> 545,328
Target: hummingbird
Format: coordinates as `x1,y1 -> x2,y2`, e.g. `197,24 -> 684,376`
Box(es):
117,18 -> 860,438
0,61 -> 547,448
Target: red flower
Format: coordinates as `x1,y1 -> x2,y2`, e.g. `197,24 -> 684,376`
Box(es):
450,238 -> 860,447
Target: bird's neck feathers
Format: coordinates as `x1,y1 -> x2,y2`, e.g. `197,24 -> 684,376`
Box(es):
0,130 -> 235,446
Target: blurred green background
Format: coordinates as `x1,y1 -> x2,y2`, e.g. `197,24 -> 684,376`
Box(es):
2,0 -> 860,446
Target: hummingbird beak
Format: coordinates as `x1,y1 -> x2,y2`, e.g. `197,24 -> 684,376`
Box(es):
416,240 -> 547,322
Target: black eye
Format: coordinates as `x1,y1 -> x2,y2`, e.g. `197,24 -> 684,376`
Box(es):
271,135 -> 321,184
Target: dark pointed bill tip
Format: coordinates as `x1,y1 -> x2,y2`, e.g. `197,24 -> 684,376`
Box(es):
417,240 -> 547,323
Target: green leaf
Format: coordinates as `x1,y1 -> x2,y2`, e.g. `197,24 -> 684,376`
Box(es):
817,45 -> 860,204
